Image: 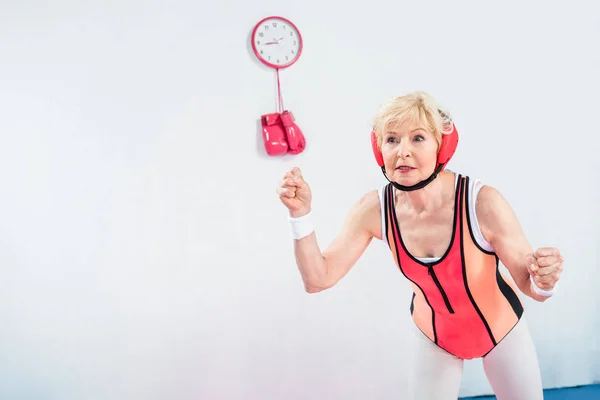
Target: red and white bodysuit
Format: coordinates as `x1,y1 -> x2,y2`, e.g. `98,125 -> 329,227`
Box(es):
379,173 -> 544,400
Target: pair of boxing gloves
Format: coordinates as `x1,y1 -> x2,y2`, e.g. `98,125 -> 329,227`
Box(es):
261,110 -> 306,156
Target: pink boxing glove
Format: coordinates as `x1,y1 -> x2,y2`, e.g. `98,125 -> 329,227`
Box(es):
280,111 -> 306,155
261,112 -> 288,156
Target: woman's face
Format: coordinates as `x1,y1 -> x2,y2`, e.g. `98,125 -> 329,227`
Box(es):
381,120 -> 439,186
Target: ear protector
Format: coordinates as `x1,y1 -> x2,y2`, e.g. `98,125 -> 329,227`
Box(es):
370,116 -> 459,191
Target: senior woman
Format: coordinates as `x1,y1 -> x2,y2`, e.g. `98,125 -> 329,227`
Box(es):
276,91 -> 563,400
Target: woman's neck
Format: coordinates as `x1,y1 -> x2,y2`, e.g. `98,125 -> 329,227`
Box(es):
395,172 -> 455,215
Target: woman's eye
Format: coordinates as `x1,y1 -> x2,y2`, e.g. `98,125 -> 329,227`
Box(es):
386,137 -> 398,143
414,135 -> 425,142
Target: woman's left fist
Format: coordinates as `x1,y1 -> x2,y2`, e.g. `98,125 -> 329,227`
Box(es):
527,247 -> 564,290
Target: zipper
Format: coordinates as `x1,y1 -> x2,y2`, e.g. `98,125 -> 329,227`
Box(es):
426,263 -> 455,314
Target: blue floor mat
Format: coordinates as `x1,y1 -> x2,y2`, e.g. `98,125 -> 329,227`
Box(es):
460,384 -> 600,399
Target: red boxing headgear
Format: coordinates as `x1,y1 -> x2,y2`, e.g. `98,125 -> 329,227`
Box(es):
370,123 -> 459,171
370,120 -> 459,191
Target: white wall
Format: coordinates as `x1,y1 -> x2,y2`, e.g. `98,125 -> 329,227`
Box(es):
0,1 -> 598,399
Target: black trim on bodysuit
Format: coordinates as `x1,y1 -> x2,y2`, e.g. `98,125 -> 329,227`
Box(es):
495,255 -> 524,318
459,176 -> 497,347
384,183 -> 438,344
463,176 -> 523,319
461,175 -> 524,355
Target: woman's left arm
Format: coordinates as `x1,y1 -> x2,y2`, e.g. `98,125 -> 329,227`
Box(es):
476,185 -> 564,302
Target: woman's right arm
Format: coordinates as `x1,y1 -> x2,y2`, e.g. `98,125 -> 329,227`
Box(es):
278,168 -> 381,293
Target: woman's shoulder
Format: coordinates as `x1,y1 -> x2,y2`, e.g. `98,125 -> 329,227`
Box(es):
355,189 -> 383,216
346,189 -> 384,240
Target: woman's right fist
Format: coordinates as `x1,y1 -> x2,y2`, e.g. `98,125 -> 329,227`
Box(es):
276,167 -> 312,217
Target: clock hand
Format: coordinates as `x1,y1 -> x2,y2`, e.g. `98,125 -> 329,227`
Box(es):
263,36 -> 285,45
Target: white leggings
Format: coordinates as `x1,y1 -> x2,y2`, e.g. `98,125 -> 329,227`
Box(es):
407,316 -> 543,400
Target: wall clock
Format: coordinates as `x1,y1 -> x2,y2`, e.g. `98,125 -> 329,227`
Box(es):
251,16 -> 303,69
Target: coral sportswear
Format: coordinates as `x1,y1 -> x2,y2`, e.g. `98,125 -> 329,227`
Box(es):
379,173 -> 524,359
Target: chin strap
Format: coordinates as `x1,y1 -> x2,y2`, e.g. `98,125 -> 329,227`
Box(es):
381,164 -> 444,192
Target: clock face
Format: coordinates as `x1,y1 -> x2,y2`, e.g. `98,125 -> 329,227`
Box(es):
251,17 -> 302,69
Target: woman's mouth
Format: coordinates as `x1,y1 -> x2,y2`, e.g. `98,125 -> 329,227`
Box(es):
396,166 -> 415,173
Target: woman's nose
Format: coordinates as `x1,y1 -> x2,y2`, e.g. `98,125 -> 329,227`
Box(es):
396,141 -> 411,158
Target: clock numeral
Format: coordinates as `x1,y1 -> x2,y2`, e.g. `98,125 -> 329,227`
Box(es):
264,25 -> 269,30
268,56 -> 271,60
277,59 -> 280,63
283,25 -> 286,29
291,49 -> 295,54
259,32 -> 264,37
256,40 -> 261,45
285,56 -> 289,60
272,22 -> 277,27
289,31 -> 293,36
293,41 -> 297,45
260,50 -> 264,54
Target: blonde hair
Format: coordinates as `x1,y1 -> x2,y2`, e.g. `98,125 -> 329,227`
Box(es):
372,91 -> 454,149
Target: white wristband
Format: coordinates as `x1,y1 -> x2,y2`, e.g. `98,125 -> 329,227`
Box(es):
288,210 -> 314,240
530,274 -> 556,297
